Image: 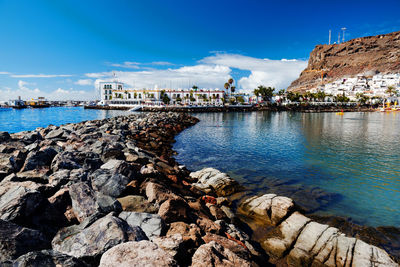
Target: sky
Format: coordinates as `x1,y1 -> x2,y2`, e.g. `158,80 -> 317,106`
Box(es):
0,0 -> 399,100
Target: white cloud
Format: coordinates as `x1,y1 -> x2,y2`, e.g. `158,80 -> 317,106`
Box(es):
85,72 -> 109,78
0,72 -> 11,75
110,61 -> 140,69
91,64 -> 231,90
74,79 -> 93,86
150,61 -> 175,66
11,74 -> 72,78
91,54 -> 306,93
200,54 -> 307,92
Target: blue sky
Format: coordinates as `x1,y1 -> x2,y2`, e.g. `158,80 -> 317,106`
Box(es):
0,0 -> 399,100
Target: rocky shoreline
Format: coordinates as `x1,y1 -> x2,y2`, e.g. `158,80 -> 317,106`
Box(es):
0,113 -> 398,266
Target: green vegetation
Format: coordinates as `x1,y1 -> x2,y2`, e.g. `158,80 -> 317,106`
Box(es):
253,85 -> 274,101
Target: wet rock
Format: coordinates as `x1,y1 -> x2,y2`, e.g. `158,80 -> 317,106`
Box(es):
190,168 -> 240,196
99,240 -> 177,267
52,215 -> 147,262
0,131 -> 11,142
12,250 -> 88,267
119,211 -> 164,239
21,147 -> 57,171
158,198 -> 189,223
117,195 -> 158,213
0,220 -> 50,262
191,241 -> 251,267
68,182 -> 99,222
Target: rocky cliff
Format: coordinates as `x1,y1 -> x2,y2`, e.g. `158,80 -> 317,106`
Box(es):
288,30 -> 400,92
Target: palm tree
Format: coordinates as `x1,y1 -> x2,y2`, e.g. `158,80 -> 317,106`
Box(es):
386,86 -> 395,97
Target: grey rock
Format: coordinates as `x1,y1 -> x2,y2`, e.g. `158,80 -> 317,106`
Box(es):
0,131 -> 11,142
95,192 -> 122,214
90,169 -> 130,198
12,250 -> 88,267
0,220 -> 49,262
50,151 -> 82,172
69,182 -> 99,222
0,185 -> 44,222
21,147 -> 57,171
99,240 -> 177,267
119,211 -> 164,239
45,129 -> 65,139
52,215 -> 147,261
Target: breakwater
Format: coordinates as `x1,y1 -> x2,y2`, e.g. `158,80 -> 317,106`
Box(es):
0,113 -> 397,266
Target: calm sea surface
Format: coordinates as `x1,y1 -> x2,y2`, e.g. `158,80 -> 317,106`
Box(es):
174,112 -> 400,227
0,107 -> 128,133
0,107 -> 399,227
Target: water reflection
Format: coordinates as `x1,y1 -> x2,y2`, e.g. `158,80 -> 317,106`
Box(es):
174,111 -> 400,227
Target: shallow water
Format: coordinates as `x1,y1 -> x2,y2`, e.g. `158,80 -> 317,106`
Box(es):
174,111 -> 400,227
0,107 -> 128,133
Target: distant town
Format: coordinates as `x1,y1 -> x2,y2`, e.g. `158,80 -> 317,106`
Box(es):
1,72 -> 399,110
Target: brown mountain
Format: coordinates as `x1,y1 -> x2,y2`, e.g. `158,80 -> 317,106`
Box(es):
288,30 -> 400,92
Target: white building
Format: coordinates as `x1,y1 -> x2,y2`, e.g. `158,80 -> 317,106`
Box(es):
99,82 -> 226,107
315,73 -> 400,100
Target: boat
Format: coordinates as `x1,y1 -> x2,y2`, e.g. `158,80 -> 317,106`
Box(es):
128,105 -> 143,112
335,109 -> 344,115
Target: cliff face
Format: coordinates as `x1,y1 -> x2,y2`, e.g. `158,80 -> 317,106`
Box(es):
288,31 -> 400,92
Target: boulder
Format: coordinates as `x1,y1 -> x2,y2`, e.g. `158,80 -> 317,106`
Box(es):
145,182 -> 183,204
202,233 -> 250,260
119,211 -> 164,239
0,220 -> 50,262
191,241 -> 251,267
52,215 -> 147,262
0,131 -> 11,142
239,194 -> 294,226
0,184 -> 44,223
95,192 -> 122,214
68,182 -> 99,222
90,168 -> 130,198
21,132 -> 42,144
117,195 -> 158,213
263,212 -> 311,259
50,151 -> 81,172
21,147 -> 57,171
152,234 -> 184,259
190,168 -> 240,196
167,222 -> 202,247
158,198 -> 189,223
12,250 -> 88,267
99,240 -> 177,267
45,128 -> 65,139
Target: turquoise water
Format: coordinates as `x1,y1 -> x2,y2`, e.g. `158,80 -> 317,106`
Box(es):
174,112 -> 400,227
0,107 -> 128,133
